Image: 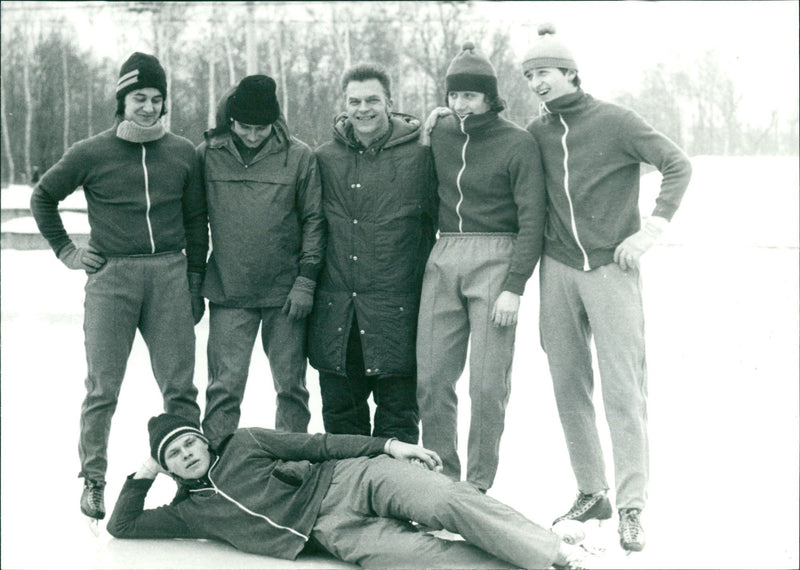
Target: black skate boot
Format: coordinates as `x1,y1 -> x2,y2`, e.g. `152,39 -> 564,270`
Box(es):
81,479 -> 106,520
553,492 -> 613,525
618,508 -> 645,552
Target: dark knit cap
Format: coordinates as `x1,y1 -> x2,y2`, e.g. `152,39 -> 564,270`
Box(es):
226,74 -> 280,126
445,42 -> 498,98
116,52 -> 167,100
148,413 -> 207,469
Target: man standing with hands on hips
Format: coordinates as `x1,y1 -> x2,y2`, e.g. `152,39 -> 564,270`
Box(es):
522,24 -> 692,552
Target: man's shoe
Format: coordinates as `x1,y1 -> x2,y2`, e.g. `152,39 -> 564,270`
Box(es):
80,479 -> 106,520
553,492 -> 613,525
618,508 -> 645,552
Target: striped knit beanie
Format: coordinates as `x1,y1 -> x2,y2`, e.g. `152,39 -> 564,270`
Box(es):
445,42 -> 498,98
116,52 -> 167,101
148,413 -> 207,469
521,24 -> 578,74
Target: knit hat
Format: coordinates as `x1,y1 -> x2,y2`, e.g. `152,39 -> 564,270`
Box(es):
445,42 -> 498,98
148,413 -> 208,469
226,75 -> 280,126
521,24 -> 578,74
116,52 -> 167,101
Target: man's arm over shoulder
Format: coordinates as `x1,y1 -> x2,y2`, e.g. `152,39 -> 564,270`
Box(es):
106,475 -> 195,539
620,108 -> 692,220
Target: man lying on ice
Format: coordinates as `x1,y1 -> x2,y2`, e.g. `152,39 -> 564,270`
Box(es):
107,413 -> 590,568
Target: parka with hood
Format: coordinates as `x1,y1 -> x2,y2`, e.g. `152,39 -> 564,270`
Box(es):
309,112 -> 437,377
196,89 -> 324,307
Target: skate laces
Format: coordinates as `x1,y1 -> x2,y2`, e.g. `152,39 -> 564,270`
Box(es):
85,481 -> 105,508
569,492 -> 599,516
620,509 -> 641,540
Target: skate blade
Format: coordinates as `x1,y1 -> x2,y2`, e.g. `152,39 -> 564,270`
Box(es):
85,516 -> 101,536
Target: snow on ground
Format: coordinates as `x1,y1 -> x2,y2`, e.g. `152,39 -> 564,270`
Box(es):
2,157 -> 799,569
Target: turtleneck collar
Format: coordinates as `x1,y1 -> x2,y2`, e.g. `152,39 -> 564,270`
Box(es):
456,110 -> 500,134
116,119 -> 166,143
538,89 -> 587,117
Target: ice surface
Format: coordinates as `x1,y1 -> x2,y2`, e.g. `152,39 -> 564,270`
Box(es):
2,157 -> 798,569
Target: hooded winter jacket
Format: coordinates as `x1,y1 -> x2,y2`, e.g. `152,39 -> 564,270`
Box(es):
106,429 -> 389,560
430,111 -> 546,294
30,127 -> 208,273
197,91 -> 324,307
526,90 -> 692,271
309,113 -> 437,376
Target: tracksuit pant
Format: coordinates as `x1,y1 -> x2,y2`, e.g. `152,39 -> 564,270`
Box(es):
319,318 -> 419,444
79,252 -> 200,483
203,304 -> 311,448
416,234 -> 517,491
312,454 -> 560,568
539,255 -> 649,510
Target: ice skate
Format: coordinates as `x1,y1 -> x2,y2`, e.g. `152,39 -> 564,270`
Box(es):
553,492 -> 613,525
618,508 -> 645,552
81,479 -> 105,535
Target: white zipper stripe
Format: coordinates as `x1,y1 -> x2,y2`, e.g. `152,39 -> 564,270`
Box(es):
455,116 -> 469,233
141,145 -> 156,253
558,116 -> 590,271
191,456 -> 310,541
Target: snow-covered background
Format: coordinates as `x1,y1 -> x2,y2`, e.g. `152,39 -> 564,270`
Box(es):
2,155 -> 798,568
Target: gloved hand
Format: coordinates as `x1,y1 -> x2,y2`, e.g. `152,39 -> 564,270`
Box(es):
419,107 -> 452,146
282,276 -> 316,320
613,216 -> 669,270
187,272 -> 205,325
58,243 -> 105,273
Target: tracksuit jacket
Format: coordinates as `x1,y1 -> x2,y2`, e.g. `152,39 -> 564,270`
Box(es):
526,90 -> 692,271
309,113 -> 437,376
30,127 -> 208,274
197,116 -> 324,307
430,111 -> 546,294
106,429 -> 388,560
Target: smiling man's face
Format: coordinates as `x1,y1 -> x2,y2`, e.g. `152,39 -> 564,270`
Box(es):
163,433 -> 211,479
344,78 -> 392,145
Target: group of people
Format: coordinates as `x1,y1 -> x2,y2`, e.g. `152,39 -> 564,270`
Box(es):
31,24 -> 691,569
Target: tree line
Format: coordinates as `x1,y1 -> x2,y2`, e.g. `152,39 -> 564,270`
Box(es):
2,1 -> 797,186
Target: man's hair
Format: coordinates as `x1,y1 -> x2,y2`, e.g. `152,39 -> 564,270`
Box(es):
341,63 -> 392,100
558,68 -> 581,88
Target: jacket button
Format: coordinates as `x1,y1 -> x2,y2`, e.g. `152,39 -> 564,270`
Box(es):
352,292 -> 357,297
350,184 -> 355,188
356,184 -> 362,188
360,329 -> 365,335
366,368 -> 372,373
336,366 -> 341,371
352,255 -> 358,261
399,306 -> 404,311
353,219 -> 358,224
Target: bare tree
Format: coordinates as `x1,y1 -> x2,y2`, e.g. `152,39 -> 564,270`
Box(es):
1,78 -> 16,185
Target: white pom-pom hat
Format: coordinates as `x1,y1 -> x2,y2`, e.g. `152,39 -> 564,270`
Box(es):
522,23 -> 578,73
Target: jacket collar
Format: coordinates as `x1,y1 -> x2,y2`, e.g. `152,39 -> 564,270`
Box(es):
454,110 -> 500,135
539,89 -> 590,118
332,112 -> 422,152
